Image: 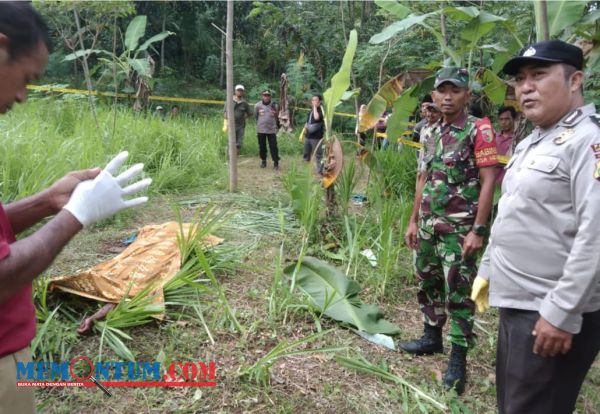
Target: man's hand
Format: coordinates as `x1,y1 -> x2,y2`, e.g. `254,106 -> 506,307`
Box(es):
462,231 -> 483,258
46,168 -> 102,214
532,316 -> 573,357
64,151 -> 151,227
404,221 -> 418,250
470,276 -> 489,313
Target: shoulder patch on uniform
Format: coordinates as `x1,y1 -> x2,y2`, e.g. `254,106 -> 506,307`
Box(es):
590,114 -> 600,129
591,143 -> 600,159
563,109 -> 583,125
474,117 -> 493,142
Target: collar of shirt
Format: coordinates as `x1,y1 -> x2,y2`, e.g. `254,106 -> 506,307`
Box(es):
440,111 -> 467,131
531,103 -> 596,144
497,130 -> 514,142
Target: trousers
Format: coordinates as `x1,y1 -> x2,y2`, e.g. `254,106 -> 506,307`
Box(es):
257,133 -> 279,163
496,308 -> 600,414
415,228 -> 477,347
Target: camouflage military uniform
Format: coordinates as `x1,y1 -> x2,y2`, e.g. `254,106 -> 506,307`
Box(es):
416,112 -> 498,348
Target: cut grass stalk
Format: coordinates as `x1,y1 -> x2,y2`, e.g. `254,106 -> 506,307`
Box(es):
240,329 -> 345,386
336,355 -> 448,412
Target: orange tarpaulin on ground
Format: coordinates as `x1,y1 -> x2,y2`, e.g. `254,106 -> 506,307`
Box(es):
49,222 -> 223,307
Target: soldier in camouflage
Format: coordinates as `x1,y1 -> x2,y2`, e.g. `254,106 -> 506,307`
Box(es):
402,67 -> 498,395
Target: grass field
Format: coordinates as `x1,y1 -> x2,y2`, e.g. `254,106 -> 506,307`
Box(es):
2,98 -> 598,413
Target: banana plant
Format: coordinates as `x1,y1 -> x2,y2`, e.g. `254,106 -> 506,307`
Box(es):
369,1 -> 525,142
65,15 -> 174,93
321,29 -> 358,190
532,0 -> 600,70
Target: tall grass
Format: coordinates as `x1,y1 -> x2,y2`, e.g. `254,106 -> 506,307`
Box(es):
0,97 -> 227,201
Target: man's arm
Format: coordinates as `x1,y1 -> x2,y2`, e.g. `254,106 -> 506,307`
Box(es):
462,166 -> 496,258
4,192 -> 54,235
0,152 -> 150,305
404,172 -> 427,249
0,210 -> 81,304
5,169 -> 100,234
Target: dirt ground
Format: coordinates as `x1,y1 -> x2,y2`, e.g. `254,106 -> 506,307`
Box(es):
37,154 -> 600,414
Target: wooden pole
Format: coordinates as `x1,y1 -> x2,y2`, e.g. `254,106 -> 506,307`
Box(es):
226,0 -> 237,192
540,0 -> 550,41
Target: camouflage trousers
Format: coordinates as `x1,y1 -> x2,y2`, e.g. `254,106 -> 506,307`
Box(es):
415,227 -> 477,348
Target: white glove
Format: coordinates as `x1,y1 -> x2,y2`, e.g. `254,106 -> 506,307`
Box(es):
64,151 -> 151,227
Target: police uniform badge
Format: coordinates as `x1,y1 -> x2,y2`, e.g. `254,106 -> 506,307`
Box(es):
553,128 -> 574,145
591,143 -> 600,159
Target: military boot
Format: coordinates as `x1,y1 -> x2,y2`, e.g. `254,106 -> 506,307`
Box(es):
443,343 -> 468,395
399,324 -> 443,355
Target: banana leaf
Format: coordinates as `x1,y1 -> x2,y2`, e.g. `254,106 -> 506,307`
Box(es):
369,12 -> 437,44
534,0 -> 587,41
482,69 -> 507,105
374,0 -> 411,19
323,30 -> 357,138
284,256 -> 400,335
125,15 -> 147,52
322,138 -> 344,189
358,74 -> 404,133
385,85 -> 420,142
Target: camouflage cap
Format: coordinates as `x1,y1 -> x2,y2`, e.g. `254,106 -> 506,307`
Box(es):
434,67 -> 469,89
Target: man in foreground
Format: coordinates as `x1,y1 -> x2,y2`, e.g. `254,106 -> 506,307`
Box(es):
473,39 -> 600,414
402,67 -> 498,394
0,4 -> 151,412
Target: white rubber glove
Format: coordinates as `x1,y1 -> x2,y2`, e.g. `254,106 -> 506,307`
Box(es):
64,151 -> 151,227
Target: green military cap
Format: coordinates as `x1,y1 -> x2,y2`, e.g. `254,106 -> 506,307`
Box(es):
434,67 -> 469,89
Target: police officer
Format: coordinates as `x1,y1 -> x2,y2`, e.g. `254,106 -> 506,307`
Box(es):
402,67 -> 498,394
473,40 -> 600,413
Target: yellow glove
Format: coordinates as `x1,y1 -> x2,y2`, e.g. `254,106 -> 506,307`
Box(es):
470,276 -> 489,313
222,119 -> 228,133
299,127 -> 306,143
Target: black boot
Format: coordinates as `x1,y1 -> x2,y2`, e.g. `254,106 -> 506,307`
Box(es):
443,343 -> 468,395
260,160 -> 267,168
399,324 -> 443,355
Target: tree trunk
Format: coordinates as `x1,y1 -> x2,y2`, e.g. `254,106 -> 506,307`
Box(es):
161,2 -> 166,72
440,2 -> 448,56
540,0 -> 550,41
220,34 -> 225,88
73,8 -> 101,135
226,0 -> 237,192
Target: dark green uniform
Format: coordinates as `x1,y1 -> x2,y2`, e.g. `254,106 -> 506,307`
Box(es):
417,112 -> 498,347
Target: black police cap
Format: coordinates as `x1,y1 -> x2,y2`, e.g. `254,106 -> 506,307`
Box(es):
502,40 -> 583,75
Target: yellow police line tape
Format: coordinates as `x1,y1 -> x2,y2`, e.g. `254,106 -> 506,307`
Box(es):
27,85 -> 510,164
26,85 -> 358,118
391,136 -> 510,165
26,85 -> 224,105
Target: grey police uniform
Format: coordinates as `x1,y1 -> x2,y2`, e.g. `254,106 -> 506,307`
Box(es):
480,103 -> 600,331
479,103 -> 600,414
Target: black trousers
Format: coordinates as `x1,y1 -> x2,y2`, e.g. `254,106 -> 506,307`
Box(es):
257,133 -> 279,163
302,137 -> 323,173
497,308 -> 600,414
